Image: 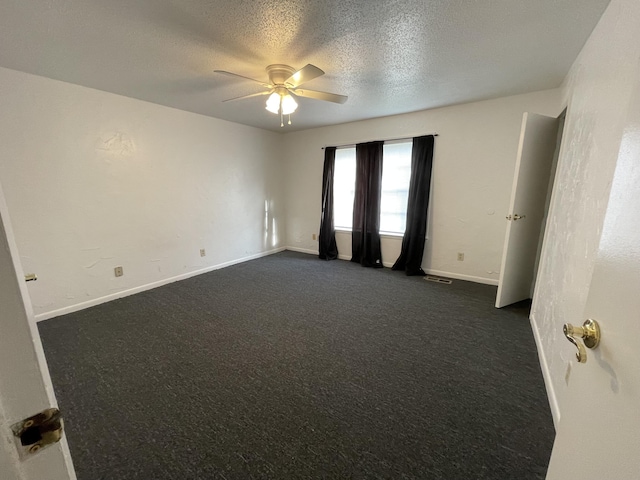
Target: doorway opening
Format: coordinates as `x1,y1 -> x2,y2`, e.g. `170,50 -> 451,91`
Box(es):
495,108 -> 567,309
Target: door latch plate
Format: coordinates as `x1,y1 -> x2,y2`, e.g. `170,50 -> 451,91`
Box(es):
11,408 -> 64,458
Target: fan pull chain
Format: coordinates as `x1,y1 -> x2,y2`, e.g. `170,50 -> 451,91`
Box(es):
280,111 -> 284,128
288,114 -> 292,125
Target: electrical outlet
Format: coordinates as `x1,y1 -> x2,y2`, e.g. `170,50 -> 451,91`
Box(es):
114,266 -> 123,277
457,252 -> 464,261
312,233 -> 317,240
200,248 -> 206,257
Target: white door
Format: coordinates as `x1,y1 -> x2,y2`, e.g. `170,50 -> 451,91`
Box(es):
496,113 -> 560,308
0,183 -> 76,479
545,77 -> 640,480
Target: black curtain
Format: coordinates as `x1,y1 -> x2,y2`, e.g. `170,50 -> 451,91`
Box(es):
351,141 -> 384,268
318,147 -> 338,260
392,135 -> 435,275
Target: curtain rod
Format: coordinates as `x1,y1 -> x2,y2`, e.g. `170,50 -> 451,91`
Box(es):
321,133 -> 438,150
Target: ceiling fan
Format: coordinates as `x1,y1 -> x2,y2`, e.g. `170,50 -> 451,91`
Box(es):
214,64 -> 348,127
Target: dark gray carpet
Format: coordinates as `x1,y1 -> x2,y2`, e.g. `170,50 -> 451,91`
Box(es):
39,251 -> 554,479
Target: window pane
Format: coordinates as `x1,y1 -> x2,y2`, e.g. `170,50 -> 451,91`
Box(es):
333,147 -> 356,229
380,142 -> 412,234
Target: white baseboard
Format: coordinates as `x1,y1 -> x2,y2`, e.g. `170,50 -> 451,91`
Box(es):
42,244 -> 495,322
285,246 -> 318,256
337,255 -> 498,286
423,269 -> 498,286
35,247 -> 286,322
530,312 -> 560,429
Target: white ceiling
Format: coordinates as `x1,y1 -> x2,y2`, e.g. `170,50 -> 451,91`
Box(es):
0,0 -> 610,133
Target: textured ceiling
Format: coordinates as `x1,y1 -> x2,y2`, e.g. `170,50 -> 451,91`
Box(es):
0,0 -> 610,132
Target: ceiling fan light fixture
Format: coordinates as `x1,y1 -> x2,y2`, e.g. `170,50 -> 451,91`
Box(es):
265,92 -> 281,114
281,94 -> 298,115
265,91 -> 298,116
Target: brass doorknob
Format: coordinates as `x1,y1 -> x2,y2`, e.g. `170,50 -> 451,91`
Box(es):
563,319 -> 601,363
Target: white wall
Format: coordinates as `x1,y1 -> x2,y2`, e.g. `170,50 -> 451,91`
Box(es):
0,67 -> 285,319
283,90 -> 561,284
531,0 -> 640,426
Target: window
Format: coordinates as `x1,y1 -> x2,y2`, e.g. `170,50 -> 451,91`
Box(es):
333,147 -> 356,230
380,142 -> 412,234
332,141 -> 412,235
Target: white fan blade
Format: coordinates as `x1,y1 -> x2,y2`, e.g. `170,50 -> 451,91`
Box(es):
292,89 -> 348,104
284,64 -> 324,88
222,91 -> 272,102
214,70 -> 271,87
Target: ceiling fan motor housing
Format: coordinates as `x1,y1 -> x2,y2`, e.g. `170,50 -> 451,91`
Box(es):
266,64 -> 296,86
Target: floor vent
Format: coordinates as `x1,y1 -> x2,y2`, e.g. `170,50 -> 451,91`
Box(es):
424,275 -> 453,285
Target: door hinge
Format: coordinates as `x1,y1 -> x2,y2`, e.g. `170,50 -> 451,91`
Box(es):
11,408 -> 64,458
